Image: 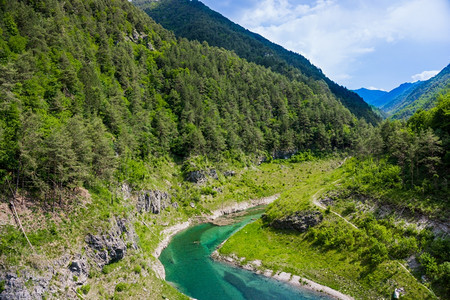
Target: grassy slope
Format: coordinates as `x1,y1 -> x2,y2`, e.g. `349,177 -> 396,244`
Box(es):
2,156 -> 441,299
0,156 -> 340,299
219,160 -> 436,300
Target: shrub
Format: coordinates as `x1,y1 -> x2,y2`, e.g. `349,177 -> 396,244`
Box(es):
0,280 -> 5,293
342,202 -> 356,216
133,265 -> 142,274
115,282 -> 128,292
419,252 -> 438,280
391,236 -> 418,259
80,284 -> 90,295
365,240 -> 388,266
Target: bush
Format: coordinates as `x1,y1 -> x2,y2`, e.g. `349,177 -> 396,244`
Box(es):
115,282 -> 128,292
365,240 -> 388,266
342,202 -> 356,216
133,265 -> 141,274
0,280 -> 5,293
391,236 -> 418,259
80,284 -> 90,295
419,252 -> 438,280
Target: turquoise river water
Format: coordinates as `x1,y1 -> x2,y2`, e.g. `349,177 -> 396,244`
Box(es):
160,206 -> 332,300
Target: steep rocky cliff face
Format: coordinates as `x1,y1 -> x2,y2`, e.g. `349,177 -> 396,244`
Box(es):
0,218 -> 138,299
137,190 -> 178,214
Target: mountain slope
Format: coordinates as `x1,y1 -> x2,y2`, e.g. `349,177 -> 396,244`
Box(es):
133,0 -> 380,125
0,0 -> 370,203
0,0 -> 373,298
390,64 -> 450,119
380,81 -> 424,113
353,88 -> 388,107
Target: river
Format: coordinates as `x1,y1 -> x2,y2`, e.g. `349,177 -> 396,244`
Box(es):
160,206 -> 332,300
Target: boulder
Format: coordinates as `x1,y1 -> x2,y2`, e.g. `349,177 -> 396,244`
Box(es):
223,170 -> 236,177
186,169 -> 219,183
185,170 -> 208,184
273,149 -> 297,159
269,211 -> 323,232
69,255 -> 89,284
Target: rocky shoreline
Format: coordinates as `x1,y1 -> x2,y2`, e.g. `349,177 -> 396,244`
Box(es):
210,251 -> 354,300
150,194 -> 280,278
152,193 -> 354,300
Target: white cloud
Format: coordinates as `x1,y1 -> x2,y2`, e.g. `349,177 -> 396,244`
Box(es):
237,0 -> 450,85
411,70 -> 439,82
367,86 -> 387,91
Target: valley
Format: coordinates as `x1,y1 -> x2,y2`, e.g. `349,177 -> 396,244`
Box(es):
0,0 -> 448,299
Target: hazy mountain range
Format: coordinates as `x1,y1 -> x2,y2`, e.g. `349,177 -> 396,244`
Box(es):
354,64 -> 450,119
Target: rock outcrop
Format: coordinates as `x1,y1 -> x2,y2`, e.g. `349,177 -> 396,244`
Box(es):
272,149 -> 297,159
185,168 -> 218,184
125,29 -> 155,50
267,211 -> 323,232
137,190 -> 177,214
0,270 -> 50,300
0,218 -> 138,299
85,218 -> 138,268
223,170 -> 236,177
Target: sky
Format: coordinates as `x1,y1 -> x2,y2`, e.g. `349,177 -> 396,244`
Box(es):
200,0 -> 450,91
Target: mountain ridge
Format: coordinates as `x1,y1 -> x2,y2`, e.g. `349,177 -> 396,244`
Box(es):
352,88 -> 388,107
390,64 -> 450,119
133,0 -> 380,125
354,63 -> 449,119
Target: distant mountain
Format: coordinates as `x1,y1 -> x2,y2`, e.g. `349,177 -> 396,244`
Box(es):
354,64 -> 450,119
390,64 -> 450,119
353,88 -> 388,107
381,81 -> 423,113
133,0 -> 380,125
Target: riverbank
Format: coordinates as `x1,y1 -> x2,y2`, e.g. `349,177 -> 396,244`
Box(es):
210,251 -> 354,300
152,192 -> 355,300
151,194 -> 280,279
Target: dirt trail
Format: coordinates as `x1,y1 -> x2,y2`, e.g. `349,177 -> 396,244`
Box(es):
311,179 -> 435,297
311,179 -> 358,230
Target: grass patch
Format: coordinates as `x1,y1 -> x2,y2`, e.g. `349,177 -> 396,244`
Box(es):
219,159 -> 436,299
221,219 -> 434,299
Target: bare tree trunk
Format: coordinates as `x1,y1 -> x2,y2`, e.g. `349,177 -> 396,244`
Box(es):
6,178 -> 36,253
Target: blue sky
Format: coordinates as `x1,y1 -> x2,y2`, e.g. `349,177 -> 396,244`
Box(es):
200,0 -> 450,91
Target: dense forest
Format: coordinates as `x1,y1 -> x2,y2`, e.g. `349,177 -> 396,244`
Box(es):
0,0 -> 370,204
133,0 -> 380,125
0,0 -> 448,299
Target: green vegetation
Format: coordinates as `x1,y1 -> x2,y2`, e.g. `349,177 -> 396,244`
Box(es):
219,162 -> 437,299
80,284 -> 90,295
220,91 -> 450,299
0,0 -> 448,299
390,65 -> 450,119
133,0 -> 380,124
0,0 -> 369,206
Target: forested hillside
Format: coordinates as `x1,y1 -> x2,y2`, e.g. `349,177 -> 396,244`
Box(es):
0,0 -> 448,299
379,81 -> 423,113
133,0 -> 380,125
390,64 -> 450,119
0,0 -> 370,203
